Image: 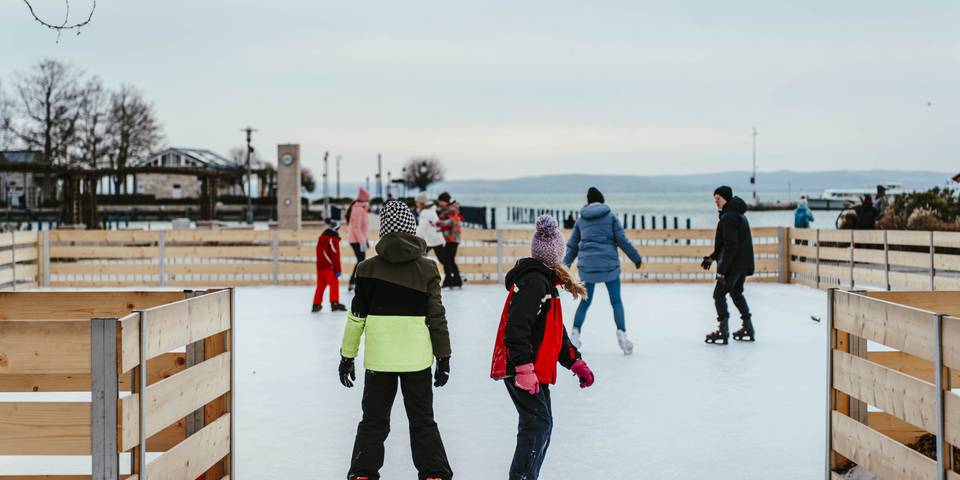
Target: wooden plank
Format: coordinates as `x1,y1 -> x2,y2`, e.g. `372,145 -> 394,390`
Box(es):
50,246 -> 160,259
831,411 -> 937,480
625,229 -> 715,241
165,263 -> 274,276
868,411 -> 929,446
820,230 -> 853,243
12,245 -> 39,262
0,291 -> 184,320
934,231 -> 960,249
120,352 -> 230,450
790,260 -> 817,276
789,227 -> 818,241
887,230 -> 935,247
164,230 -> 271,243
866,351 -> 960,385
0,352 -> 185,392
867,292 -> 960,318
888,251 -> 933,269
0,402 -> 91,455
853,249 -> 886,265
935,276 -> 960,291
833,291 -> 937,363
832,349 -> 938,437
933,253 -> 960,271
790,244 -> 817,258
852,267 -> 886,286
0,321 -> 89,374
50,230 -> 159,243
202,329 -> 230,479
854,230 -> 886,244
51,263 -> 160,276
138,290 -> 231,364
144,413 -> 230,480
819,247 -> 851,262
164,246 -> 273,259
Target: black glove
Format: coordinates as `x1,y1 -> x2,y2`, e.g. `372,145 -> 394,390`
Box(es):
634,259 -> 643,269
434,356 -> 450,387
700,256 -> 714,270
339,356 -> 356,388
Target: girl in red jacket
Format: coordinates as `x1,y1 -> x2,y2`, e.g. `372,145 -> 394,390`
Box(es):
313,223 -> 348,312
490,215 -> 595,480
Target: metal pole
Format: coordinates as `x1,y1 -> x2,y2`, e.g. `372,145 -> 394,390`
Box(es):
242,127 -> 257,224
496,228 -> 505,285
884,230 -> 891,291
935,313 -> 946,480
323,152 -> 330,219
229,287 -> 237,476
752,126 -> 759,205
825,288 -> 836,479
815,229 -> 822,289
930,231 -> 936,291
336,155 -> 342,198
849,230 -> 855,289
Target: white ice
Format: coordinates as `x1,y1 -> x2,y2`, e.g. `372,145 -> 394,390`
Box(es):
236,282 -> 828,479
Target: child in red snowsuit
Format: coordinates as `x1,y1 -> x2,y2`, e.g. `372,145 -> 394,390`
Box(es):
313,224 -> 348,313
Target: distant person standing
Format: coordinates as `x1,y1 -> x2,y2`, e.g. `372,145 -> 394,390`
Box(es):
436,193 -> 464,289
416,192 -> 446,260
794,196 -> 815,228
854,195 -> 878,230
346,187 -> 371,291
875,185 -> 889,217
702,186 -> 755,345
563,187 -> 643,355
312,221 -> 347,313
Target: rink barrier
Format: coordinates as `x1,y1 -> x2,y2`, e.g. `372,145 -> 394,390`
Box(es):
0,289 -> 235,480
788,228 -> 960,292
0,231 -> 40,291
826,289 -> 960,480
35,227 -> 786,287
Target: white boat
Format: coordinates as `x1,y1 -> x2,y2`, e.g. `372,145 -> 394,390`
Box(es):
808,183 -> 905,210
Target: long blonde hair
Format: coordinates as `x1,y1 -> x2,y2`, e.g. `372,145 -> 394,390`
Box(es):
554,264 -> 587,300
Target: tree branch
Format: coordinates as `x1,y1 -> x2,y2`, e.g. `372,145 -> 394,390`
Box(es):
21,0 -> 96,40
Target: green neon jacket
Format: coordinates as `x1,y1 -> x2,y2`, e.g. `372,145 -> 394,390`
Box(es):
340,232 -> 451,372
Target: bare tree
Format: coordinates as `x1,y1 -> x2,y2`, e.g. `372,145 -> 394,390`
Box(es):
75,76 -> 109,168
21,0 -> 97,39
301,167 -> 317,193
106,84 -> 162,193
7,59 -> 84,165
0,81 -> 15,150
403,156 -> 445,192
229,145 -> 265,167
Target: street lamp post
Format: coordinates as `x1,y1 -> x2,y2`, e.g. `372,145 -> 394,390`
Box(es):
241,126 -> 257,224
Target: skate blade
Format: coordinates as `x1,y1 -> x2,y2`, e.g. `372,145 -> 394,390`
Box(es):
704,338 -> 729,345
733,336 -> 756,342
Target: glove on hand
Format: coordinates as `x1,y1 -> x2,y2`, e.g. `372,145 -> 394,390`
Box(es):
634,259 -> 643,269
700,256 -> 714,270
434,357 -> 450,387
570,360 -> 595,388
339,356 -> 356,388
514,363 -> 540,395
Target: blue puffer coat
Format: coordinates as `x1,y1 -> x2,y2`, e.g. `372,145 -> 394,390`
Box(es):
563,203 -> 643,283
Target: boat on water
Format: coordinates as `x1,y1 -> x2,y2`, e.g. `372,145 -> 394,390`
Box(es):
807,182 -> 905,210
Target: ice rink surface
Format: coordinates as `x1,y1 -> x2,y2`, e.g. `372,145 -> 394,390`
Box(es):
236,282 -> 828,479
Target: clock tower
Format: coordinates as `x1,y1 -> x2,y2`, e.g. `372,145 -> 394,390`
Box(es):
276,144 -> 301,230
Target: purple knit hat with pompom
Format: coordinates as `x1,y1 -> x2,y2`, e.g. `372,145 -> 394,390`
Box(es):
531,215 -> 565,268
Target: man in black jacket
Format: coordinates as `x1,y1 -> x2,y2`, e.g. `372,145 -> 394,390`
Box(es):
701,186 -> 755,345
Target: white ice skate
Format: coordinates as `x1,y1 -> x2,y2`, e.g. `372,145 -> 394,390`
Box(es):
616,330 -> 634,355
570,327 -> 582,349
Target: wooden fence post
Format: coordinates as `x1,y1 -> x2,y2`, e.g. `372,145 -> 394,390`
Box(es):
884,230 -> 891,291
935,313 -> 947,480
930,231 -> 936,291
849,230 -> 855,289
10,232 -> 15,292
777,227 -> 790,284
41,229 -> 50,288
91,317 -> 119,480
184,291 -> 206,437
826,287 -> 836,478
272,230 -> 280,286
816,230 -> 822,290
496,228 -> 505,285
158,230 -> 166,287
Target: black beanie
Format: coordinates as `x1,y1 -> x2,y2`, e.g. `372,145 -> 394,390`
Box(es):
714,186 -> 733,201
587,187 -> 605,204
437,191 -> 452,203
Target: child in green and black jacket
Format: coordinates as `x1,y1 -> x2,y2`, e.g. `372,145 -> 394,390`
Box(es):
338,200 -> 453,480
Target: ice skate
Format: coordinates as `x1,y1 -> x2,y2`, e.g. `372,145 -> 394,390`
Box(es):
705,320 -> 729,345
330,302 -> 348,312
616,329 -> 634,355
732,317 -> 755,342
311,304 -> 321,313
570,327 -> 582,349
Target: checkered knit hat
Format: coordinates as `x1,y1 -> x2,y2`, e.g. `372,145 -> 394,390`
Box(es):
531,215 -> 565,268
379,200 -> 417,237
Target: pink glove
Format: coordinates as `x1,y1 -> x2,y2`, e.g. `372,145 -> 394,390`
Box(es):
514,363 -> 540,395
571,360 -> 594,389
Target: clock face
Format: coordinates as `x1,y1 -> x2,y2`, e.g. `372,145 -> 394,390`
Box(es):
280,154 -> 294,166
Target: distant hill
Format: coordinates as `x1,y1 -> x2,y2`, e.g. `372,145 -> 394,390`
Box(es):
431,170 -> 954,195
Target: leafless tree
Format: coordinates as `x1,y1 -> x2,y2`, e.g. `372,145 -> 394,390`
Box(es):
106,84 -> 162,193
75,76 -> 109,168
0,81 -> 15,150
21,0 -> 97,39
7,59 -> 84,165
403,156 -> 445,192
301,167 -> 317,193
229,145 -> 266,167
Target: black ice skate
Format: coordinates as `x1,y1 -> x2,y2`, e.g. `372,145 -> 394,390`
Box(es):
732,318 -> 755,342
330,302 -> 348,312
311,304 -> 322,313
705,320 -> 729,345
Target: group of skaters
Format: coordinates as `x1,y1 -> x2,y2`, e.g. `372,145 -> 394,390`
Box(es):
320,184 -> 757,480
793,184 -> 889,230
310,187 -> 464,313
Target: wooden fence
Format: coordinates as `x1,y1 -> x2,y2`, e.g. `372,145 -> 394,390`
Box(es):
0,231 -> 40,291
0,289 -> 235,480
827,289 -> 960,480
30,227 -> 786,287
788,229 -> 960,291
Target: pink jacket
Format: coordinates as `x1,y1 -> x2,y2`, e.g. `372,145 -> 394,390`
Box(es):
347,201 -> 369,244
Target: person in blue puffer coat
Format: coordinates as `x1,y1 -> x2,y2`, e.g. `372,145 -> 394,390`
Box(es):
563,187 -> 643,355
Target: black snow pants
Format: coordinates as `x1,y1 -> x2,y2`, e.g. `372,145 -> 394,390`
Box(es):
348,369 -> 452,480
504,380 -> 553,480
713,271 -> 751,322
440,242 -> 462,288
348,243 -> 366,288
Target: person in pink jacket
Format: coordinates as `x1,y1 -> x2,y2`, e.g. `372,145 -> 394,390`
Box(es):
346,187 -> 370,291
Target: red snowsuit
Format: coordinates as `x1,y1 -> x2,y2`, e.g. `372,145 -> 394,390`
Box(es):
313,228 -> 342,305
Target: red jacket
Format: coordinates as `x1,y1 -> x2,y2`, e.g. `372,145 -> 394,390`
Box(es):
316,228 -> 342,273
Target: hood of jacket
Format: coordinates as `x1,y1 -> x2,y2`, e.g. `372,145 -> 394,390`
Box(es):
580,203 -> 611,220
504,257 -> 554,290
720,196 -> 748,217
375,232 -> 426,263
322,227 -> 340,238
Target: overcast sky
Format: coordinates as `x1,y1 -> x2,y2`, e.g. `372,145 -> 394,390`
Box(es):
1,0 -> 957,181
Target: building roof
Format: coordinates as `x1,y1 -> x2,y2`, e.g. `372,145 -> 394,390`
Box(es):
0,150 -> 43,163
131,147 -> 245,169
